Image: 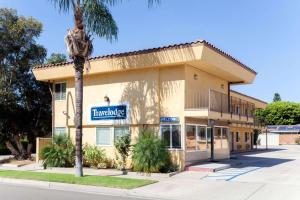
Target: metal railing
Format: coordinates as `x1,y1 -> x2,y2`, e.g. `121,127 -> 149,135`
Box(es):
185,89 -> 256,118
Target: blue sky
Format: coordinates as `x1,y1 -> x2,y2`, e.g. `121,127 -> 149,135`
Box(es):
1,0 -> 300,103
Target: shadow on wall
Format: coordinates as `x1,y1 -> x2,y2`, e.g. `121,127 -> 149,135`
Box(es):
107,46 -> 197,71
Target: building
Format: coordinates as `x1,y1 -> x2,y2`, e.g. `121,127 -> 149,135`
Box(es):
32,40 -> 267,170
258,125 -> 300,146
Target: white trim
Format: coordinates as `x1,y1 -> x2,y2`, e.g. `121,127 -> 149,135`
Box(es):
159,124 -> 182,150
95,125 -> 130,147
185,124 -> 208,152
54,82 -> 66,101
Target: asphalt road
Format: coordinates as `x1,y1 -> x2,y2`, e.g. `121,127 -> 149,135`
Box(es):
0,183 -> 152,200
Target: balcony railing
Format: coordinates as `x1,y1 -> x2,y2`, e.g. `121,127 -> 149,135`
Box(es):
185,89 -> 256,118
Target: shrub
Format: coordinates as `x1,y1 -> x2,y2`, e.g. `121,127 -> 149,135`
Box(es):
83,144 -> 108,168
295,137 -> 300,145
132,130 -> 173,173
237,144 -> 242,150
40,135 -> 75,168
114,134 -> 131,170
246,143 -> 251,150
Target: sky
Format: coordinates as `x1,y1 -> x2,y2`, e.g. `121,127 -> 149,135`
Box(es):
1,0 -> 300,103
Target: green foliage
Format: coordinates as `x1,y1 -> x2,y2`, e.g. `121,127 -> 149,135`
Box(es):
83,144 -> 108,168
46,53 -> 67,64
40,135 -> 75,168
132,130 -> 174,173
50,0 -> 161,40
114,134 -> 131,170
255,102 -> 300,125
273,93 -> 281,102
0,8 -> 51,154
295,137 -> 300,145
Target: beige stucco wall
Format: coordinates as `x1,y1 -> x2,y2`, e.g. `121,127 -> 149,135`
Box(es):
230,127 -> 254,151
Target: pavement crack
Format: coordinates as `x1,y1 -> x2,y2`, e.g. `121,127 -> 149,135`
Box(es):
244,183 -> 266,200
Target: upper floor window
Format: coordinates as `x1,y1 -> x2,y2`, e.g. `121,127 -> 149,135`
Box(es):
55,83 -> 66,100
54,127 -> 66,136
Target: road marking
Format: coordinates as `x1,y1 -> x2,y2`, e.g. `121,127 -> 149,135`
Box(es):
201,166 -> 261,181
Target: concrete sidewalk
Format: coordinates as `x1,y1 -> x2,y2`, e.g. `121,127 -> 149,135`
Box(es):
1,146 -> 300,200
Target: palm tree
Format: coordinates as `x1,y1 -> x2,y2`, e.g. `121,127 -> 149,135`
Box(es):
49,0 -> 160,177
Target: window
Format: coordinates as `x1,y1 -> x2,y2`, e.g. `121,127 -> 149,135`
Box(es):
96,127 -> 111,145
161,125 -> 181,149
55,83 -> 66,100
245,132 -> 249,142
96,126 -> 130,146
197,126 -> 207,151
114,126 -> 130,141
236,132 -> 240,142
186,125 -> 196,150
54,127 -> 66,136
214,127 -> 222,149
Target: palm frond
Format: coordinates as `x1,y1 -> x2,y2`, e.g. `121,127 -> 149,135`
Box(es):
83,0 -> 118,41
147,0 -> 160,8
49,0 -> 76,12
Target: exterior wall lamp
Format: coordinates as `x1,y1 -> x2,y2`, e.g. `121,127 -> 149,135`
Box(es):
104,95 -> 110,105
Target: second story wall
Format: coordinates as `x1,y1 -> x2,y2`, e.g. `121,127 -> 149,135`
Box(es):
185,65 -> 228,109
53,65 -> 185,128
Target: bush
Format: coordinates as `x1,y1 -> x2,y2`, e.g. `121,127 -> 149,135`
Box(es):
115,134 -> 131,170
40,135 -> 75,168
295,137 -> 300,145
83,144 -> 108,169
132,130 -> 174,173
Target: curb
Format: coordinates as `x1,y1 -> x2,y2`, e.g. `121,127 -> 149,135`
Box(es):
0,177 -> 168,200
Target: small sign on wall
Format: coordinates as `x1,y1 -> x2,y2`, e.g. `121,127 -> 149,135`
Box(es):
160,117 -> 180,123
91,104 -> 127,121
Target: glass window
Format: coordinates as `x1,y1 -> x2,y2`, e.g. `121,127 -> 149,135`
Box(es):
54,127 -> 66,136
96,127 -> 111,145
236,132 -> 240,142
245,132 -> 249,142
161,125 -> 181,149
55,83 -> 66,100
161,125 -> 171,148
222,128 -> 229,149
114,126 -> 130,141
172,125 -> 181,149
197,126 -> 206,151
186,125 -> 196,150
214,127 -> 222,149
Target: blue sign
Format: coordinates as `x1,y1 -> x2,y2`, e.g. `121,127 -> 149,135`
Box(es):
91,105 -> 127,121
160,117 -> 179,123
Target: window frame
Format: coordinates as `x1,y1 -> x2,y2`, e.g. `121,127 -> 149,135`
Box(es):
54,82 -> 66,101
160,124 -> 182,150
236,132 -> 240,142
185,124 -> 208,152
54,127 -> 66,136
214,126 -> 229,149
95,125 -> 130,147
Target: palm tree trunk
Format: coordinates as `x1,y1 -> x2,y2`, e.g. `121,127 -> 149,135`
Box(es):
74,56 -> 85,177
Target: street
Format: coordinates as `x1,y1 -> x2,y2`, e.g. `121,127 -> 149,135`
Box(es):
0,184 -> 153,200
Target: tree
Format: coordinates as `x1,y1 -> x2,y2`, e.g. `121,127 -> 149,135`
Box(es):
255,102 -> 300,125
273,93 -> 281,102
0,8 -> 51,159
49,0 -> 160,177
46,53 -> 67,64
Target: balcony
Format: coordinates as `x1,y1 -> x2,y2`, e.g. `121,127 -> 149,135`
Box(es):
185,89 -> 255,122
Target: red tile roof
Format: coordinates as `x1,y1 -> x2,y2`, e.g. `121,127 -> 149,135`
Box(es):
33,40 -> 257,75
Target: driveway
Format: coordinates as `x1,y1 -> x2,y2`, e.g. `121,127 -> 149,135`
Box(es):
131,145 -> 300,200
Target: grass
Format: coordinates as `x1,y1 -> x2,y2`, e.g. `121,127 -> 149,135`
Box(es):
0,170 -> 157,189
